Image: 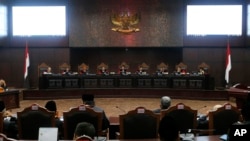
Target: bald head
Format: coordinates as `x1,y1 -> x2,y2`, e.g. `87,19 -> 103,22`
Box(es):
161,96 -> 171,109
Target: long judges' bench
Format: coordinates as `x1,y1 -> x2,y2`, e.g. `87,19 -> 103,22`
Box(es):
39,74 -> 214,90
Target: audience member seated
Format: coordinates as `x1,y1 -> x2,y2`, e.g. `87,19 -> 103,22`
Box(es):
44,100 -> 64,139
158,115 -> 180,141
152,96 -> 171,113
0,79 -> 7,92
81,94 -> 110,131
73,122 -> 96,140
227,102 -> 250,141
197,104 -> 222,130
0,101 -> 18,139
43,67 -> 53,75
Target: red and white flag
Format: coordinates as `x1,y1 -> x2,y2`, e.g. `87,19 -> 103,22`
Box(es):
225,42 -> 231,84
24,41 -> 30,80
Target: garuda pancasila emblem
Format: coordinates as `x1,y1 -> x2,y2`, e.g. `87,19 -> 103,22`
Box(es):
111,12 -> 140,33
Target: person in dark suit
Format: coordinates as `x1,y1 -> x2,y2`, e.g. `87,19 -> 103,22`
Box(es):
74,122 -> 96,140
158,115 -> 180,141
153,96 -> 171,113
81,94 -> 110,131
0,101 -> 18,139
227,102 -> 250,141
44,100 -> 64,139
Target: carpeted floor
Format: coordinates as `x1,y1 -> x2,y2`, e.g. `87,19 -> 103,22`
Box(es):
10,98 -> 236,118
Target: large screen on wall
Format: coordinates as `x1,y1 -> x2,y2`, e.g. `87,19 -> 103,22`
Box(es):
12,6 -> 66,36
186,5 -> 242,36
0,4 -> 7,37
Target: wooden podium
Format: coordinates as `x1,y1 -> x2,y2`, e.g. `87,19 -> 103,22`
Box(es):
227,84 -> 250,109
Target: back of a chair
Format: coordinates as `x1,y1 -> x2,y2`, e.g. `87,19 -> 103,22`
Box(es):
17,103 -> 55,140
0,112 -> 3,133
38,62 -> 50,76
160,103 -> 198,133
0,133 -> 17,141
75,135 -> 93,141
59,63 -> 71,72
119,107 -> 160,139
63,105 -> 102,140
208,103 -> 241,135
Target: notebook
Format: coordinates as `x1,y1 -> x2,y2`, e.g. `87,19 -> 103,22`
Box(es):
38,127 -> 58,141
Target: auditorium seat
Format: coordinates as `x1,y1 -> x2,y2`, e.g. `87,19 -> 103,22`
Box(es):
138,62 -> 149,72
160,103 -> 197,134
208,103 -> 241,135
117,107 -> 160,139
75,135 -> 93,141
17,103 -> 55,139
0,112 -> 3,133
157,62 -> 168,72
38,62 -> 50,76
63,105 -> 103,140
59,63 -> 71,73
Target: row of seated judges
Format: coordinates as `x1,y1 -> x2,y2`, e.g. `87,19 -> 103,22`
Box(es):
39,62 -> 210,76
1,94 -> 250,141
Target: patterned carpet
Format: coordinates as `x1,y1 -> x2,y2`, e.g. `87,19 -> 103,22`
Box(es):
10,98 -> 236,118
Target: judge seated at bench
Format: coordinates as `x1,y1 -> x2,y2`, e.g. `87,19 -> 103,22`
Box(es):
119,65 -> 127,75
136,66 -> 146,75
175,66 -> 187,75
80,66 -> 89,75
0,79 -> 7,92
99,66 -> 109,75
62,67 -> 72,75
157,67 -> 168,76
43,67 -> 53,75
136,63 -> 149,75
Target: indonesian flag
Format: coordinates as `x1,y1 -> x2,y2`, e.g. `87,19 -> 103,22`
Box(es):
225,42 -> 231,84
24,41 -> 30,80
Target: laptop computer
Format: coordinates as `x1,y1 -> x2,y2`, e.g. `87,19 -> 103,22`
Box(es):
38,127 -> 58,141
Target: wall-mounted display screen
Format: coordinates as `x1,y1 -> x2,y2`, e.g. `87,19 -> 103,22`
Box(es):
186,5 -> 242,36
0,4 -> 7,37
247,5 -> 250,36
12,6 -> 66,36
